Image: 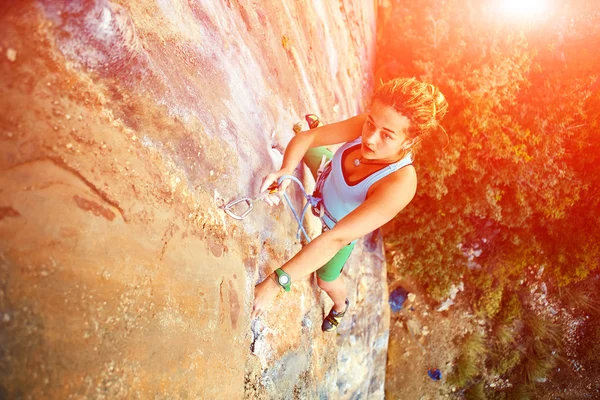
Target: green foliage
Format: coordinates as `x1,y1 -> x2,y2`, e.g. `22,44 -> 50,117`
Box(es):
448,331 -> 487,388
379,0 -> 600,299
449,287 -> 567,395
484,390 -> 507,400
559,283 -> 600,316
495,291 -> 523,327
493,324 -> 517,348
521,345 -> 555,385
465,381 -> 486,400
491,348 -> 521,377
507,384 -> 533,400
470,272 -> 504,319
500,312 -> 563,394
523,313 -> 562,348
488,292 -> 524,377
377,2 -> 600,396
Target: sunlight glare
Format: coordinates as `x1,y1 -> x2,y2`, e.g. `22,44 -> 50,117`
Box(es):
497,0 -> 550,18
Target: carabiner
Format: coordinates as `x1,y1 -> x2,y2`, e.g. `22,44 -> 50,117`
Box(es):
222,197 -> 254,220
222,183 -> 279,220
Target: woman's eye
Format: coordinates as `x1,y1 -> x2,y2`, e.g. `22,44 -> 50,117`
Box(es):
383,132 -> 392,140
367,121 -> 375,129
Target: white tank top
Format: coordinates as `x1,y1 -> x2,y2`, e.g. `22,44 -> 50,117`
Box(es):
320,137 -> 413,229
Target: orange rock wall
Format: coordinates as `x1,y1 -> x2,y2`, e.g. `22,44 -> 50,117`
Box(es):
0,1 -> 388,398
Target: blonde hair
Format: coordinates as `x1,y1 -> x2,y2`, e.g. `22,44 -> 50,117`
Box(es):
373,77 -> 448,142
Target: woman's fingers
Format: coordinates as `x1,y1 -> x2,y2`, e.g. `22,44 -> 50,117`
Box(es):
260,174 -> 277,193
262,194 -> 280,206
252,291 -> 265,319
261,173 -> 291,193
260,173 -> 293,206
279,177 -> 291,193
260,174 -> 284,206
252,277 -> 279,318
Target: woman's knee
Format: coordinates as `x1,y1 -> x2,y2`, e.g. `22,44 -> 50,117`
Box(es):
317,276 -> 341,291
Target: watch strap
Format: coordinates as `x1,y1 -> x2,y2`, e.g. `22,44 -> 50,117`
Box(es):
274,268 -> 291,292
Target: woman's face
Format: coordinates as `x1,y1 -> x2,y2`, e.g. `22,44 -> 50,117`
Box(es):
361,101 -> 412,161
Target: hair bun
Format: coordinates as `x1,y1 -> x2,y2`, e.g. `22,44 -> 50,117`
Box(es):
373,77 -> 449,141
429,84 -> 448,121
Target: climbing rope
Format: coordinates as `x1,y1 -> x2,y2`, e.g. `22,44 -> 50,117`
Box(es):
222,114 -> 337,242
222,172 -> 338,244
222,175 -> 318,243
276,174 -> 317,243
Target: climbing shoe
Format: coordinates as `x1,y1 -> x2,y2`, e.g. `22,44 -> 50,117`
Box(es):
322,298 -> 349,332
305,114 -> 323,129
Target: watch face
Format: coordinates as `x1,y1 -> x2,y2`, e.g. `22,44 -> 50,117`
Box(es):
278,275 -> 290,285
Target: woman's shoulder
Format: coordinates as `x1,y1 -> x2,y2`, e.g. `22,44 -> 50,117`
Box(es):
393,161 -> 417,181
367,163 -> 417,199
309,114 -> 365,148
339,136 -> 362,151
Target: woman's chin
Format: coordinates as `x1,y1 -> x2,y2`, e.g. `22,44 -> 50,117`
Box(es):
361,148 -> 375,159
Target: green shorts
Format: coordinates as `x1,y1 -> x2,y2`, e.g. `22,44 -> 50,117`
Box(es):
304,146 -> 356,282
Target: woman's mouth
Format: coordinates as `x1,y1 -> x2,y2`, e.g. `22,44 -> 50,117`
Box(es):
362,144 -> 374,154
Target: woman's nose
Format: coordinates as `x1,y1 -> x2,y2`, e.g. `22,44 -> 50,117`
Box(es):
364,130 -> 379,146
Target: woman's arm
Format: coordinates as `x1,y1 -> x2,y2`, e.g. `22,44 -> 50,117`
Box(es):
281,114 -> 366,173
252,166 -> 417,317
260,114 -> 366,194
279,167 -> 417,281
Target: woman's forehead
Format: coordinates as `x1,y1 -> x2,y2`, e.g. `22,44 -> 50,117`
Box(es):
369,101 -> 411,133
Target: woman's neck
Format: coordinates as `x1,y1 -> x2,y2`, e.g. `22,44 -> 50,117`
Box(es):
354,149 -> 409,166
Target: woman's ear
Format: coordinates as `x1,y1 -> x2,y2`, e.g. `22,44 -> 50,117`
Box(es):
402,137 -> 419,150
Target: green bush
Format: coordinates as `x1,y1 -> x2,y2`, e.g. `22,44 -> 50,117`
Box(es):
448,331 -> 487,388
491,348 -> 521,377
465,381 -> 486,400
379,0 -> 600,305
495,292 -> 523,327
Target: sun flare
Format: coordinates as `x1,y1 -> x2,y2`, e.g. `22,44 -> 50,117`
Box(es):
496,0 -> 550,18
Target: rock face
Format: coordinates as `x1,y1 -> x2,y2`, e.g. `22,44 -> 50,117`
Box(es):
0,1 -> 388,398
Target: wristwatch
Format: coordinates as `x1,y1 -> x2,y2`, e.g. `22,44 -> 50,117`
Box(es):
274,268 -> 291,292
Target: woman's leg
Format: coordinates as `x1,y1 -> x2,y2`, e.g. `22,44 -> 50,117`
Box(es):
304,146 -> 333,181
316,244 -> 354,332
304,115 -> 352,324
316,243 -> 355,311
317,276 -> 348,312
302,113 -> 332,181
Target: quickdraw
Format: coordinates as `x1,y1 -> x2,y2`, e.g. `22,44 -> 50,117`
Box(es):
221,172 -> 337,244
221,184 -> 278,221
221,113 -> 337,241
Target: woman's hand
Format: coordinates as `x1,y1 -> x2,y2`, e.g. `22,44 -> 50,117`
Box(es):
251,274 -> 281,318
260,170 -> 292,206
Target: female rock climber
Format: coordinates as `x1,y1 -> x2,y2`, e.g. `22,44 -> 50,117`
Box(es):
251,77 -> 448,332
